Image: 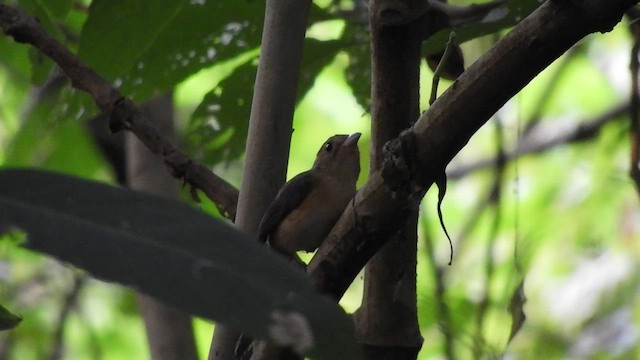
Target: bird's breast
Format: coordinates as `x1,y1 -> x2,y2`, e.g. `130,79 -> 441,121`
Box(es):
272,178 -> 354,254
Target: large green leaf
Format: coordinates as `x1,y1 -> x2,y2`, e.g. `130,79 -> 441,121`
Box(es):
187,39 -> 344,165
77,0 -> 186,81
0,169 -> 360,359
77,0 -> 264,101
342,22 -> 371,112
53,0 -> 265,132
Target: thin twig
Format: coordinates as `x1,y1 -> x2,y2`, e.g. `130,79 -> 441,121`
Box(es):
447,102 -> 630,180
48,274 -> 87,360
473,118 -> 505,359
522,46 -> 580,136
430,31 -> 457,105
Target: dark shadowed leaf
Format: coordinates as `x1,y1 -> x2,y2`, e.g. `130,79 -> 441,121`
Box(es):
0,169 -> 360,359
54,0 -> 265,129
422,0 -> 542,56
77,0 -> 264,101
0,304 -> 22,331
77,0 -> 187,81
343,22 -> 371,112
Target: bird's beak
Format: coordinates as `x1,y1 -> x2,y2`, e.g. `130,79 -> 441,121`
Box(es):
343,132 -> 361,147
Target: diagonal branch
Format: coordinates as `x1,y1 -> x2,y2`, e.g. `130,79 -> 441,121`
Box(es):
308,0 -> 638,299
0,5 -> 239,220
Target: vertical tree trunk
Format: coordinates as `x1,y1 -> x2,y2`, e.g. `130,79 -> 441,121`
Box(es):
127,94 -> 199,360
207,1 -> 312,359
354,1 -> 424,359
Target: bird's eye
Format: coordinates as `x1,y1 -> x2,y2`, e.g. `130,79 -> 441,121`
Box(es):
324,142 -> 333,152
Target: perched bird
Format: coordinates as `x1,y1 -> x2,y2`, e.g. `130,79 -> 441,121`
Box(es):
258,133 -> 362,257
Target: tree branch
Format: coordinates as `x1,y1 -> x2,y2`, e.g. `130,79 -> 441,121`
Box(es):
0,4 -> 239,220
48,274 -> 86,360
308,0 -> 638,299
447,101 -> 629,180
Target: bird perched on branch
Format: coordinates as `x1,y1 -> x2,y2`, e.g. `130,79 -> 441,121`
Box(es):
258,133 -> 362,258
236,134 -> 361,360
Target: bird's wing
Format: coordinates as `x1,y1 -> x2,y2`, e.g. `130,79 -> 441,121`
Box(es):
257,171 -> 315,242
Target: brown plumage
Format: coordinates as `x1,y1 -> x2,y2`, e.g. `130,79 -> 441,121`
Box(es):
258,133 -> 361,257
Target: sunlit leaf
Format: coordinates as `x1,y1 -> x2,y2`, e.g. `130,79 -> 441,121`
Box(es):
3,87 -> 106,178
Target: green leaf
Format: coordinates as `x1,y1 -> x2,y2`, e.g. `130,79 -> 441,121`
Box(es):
0,304 -> 22,331
17,0 -> 73,84
17,0 -> 72,38
121,0 -> 264,101
0,169 -> 360,359
77,0 -> 264,102
78,0 -> 186,81
3,89 -> 106,178
342,22 -> 371,112
0,36 -> 31,82
422,0 -> 542,56
188,39 -> 343,165
61,0 -> 265,124
187,56 -> 256,165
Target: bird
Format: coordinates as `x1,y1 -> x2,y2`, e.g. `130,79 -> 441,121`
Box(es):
258,132 -> 362,258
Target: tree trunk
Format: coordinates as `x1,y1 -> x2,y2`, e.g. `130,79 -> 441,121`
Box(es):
127,94 -> 199,360
207,1 -> 312,359
354,1 -> 425,359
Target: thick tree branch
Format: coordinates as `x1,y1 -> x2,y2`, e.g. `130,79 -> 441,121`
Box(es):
211,0 -> 313,359
309,0 -> 638,299
0,4 -> 239,220
354,0 -> 424,358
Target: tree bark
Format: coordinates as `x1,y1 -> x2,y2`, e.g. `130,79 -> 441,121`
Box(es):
127,94 -> 199,360
207,1 -> 312,359
354,1 -> 424,359
308,0 -> 638,305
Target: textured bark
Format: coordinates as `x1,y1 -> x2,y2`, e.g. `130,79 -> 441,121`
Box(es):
354,1 -> 424,359
207,1 -> 312,359
127,94 -> 198,360
308,0 -> 638,302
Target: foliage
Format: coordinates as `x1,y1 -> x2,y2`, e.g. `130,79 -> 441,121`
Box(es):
0,304 -> 22,331
0,169 -> 359,359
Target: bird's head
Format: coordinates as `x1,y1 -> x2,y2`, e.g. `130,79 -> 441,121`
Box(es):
312,132 -> 361,183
